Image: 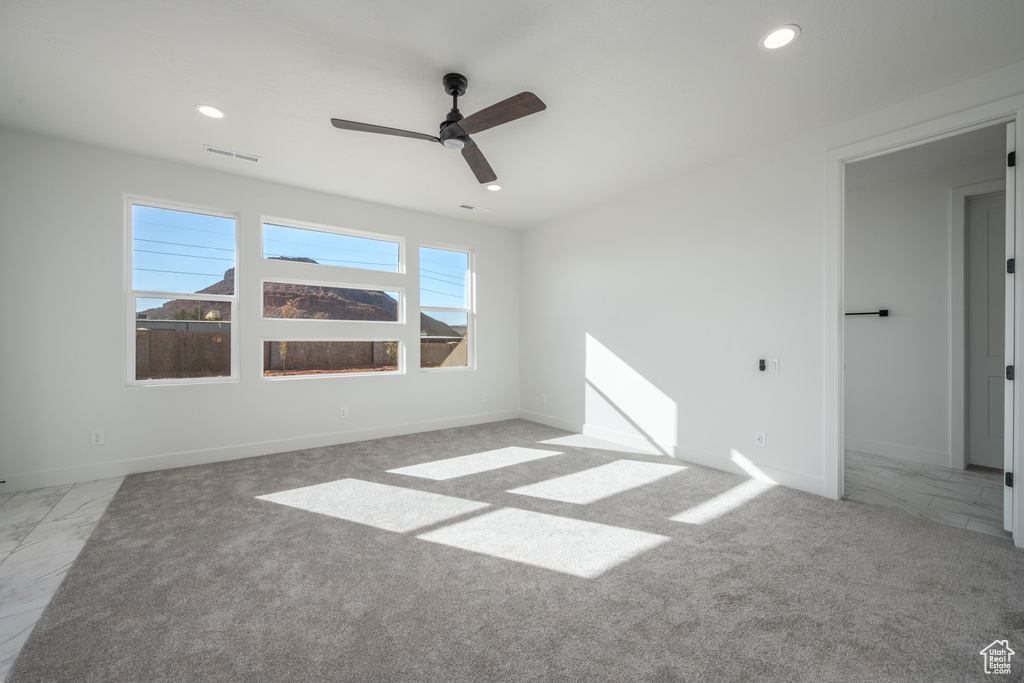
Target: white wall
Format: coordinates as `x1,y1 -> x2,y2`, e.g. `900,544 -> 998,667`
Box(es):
0,128 -> 520,492
844,160 -> 1004,466
520,60 -> 1024,496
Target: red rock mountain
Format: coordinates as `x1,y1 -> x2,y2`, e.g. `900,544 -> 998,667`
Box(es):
137,258 -> 461,337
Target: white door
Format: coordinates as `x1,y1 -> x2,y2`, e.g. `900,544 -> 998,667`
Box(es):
966,192 -> 1007,469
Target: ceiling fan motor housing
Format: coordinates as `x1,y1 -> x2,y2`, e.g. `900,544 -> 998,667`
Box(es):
443,73 -> 468,97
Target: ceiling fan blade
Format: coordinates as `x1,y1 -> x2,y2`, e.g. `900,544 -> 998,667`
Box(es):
461,139 -> 497,184
330,118 -> 439,143
459,92 -> 546,135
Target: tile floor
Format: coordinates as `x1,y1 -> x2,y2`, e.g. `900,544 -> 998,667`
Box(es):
0,478 -> 123,681
844,450 -> 1010,539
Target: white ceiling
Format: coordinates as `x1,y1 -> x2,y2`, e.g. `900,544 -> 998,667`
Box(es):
3,0 -> 1024,229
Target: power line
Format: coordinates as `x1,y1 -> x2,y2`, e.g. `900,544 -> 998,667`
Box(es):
263,252 -> 397,269
421,274 -> 466,288
263,232 -> 399,258
134,237 -> 234,252
133,219 -> 234,239
134,249 -> 234,262
421,269 -> 466,284
134,268 -> 222,277
421,288 -> 466,301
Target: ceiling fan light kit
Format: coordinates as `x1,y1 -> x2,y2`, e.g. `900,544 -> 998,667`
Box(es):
330,73 -> 545,185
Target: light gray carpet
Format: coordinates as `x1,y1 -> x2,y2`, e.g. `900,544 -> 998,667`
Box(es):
8,420 -> 1024,682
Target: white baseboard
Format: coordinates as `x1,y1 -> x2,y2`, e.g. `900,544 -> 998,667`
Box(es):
517,410 -> 582,434
0,410 -> 521,493
12,406 -> 828,497
581,424 -> 675,456
844,437 -> 950,467
673,445 -> 823,496
519,412 -> 823,496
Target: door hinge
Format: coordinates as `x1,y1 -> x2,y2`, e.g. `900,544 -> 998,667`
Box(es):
1007,365 -> 1015,381
1009,258 -> 1016,274
1011,151 -> 1017,168
1007,471 -> 1014,488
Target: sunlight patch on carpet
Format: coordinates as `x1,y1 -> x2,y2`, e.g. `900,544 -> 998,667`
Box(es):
670,479 -> 775,525
256,479 -> 489,533
537,434 -> 661,455
386,446 -> 562,480
507,459 -> 686,504
417,508 -> 670,578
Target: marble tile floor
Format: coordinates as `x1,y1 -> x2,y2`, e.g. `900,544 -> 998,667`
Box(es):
0,478 -> 123,681
844,450 -> 1011,540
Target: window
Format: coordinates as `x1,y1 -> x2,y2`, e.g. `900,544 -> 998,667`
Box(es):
262,220 -> 405,378
263,222 -> 400,273
420,246 -> 472,369
262,282 -> 401,322
129,202 -> 237,383
263,340 -> 400,377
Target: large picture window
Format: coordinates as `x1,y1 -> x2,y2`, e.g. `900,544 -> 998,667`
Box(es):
129,202 -> 237,383
262,220 -> 405,378
420,246 -> 472,370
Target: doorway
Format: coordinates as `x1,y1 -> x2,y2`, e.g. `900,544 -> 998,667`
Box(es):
841,124 -> 1011,538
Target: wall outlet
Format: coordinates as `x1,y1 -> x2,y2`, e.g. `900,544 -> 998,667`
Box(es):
483,393 -> 489,404
768,359 -> 780,374
541,393 -> 547,404
90,429 -> 105,446
339,407 -> 349,419
755,432 -> 766,448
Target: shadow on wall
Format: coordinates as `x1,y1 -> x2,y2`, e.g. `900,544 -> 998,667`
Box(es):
584,333 -> 677,456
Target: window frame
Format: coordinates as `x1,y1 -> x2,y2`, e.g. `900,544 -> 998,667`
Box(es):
260,338 -> 405,380
260,216 -> 405,275
126,197 -> 240,386
419,243 -> 475,372
260,277 -> 405,324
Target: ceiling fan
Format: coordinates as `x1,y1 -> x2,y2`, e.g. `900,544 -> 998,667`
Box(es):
330,73 -> 546,185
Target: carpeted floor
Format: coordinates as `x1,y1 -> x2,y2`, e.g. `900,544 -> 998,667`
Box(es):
7,420 -> 1024,682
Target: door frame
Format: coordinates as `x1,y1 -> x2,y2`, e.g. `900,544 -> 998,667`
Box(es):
823,94 -> 1024,548
952,180 -> 1007,471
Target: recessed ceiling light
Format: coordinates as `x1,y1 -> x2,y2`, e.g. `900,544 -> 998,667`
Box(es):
759,24 -> 800,51
486,184 -> 501,191
196,104 -> 225,119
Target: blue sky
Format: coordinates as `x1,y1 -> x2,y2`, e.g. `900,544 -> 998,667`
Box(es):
132,205 -> 235,300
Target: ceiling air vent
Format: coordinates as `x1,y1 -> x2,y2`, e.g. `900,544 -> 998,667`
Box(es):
204,144 -> 261,163
458,204 -> 490,213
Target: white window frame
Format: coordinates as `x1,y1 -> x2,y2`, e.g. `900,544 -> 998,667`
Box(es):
260,217 -> 405,275
419,243 -> 475,372
260,277 -> 405,324
260,338 -> 405,380
127,197 -> 240,385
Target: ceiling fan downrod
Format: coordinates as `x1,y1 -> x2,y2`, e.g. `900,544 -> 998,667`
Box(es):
440,73 -> 468,138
